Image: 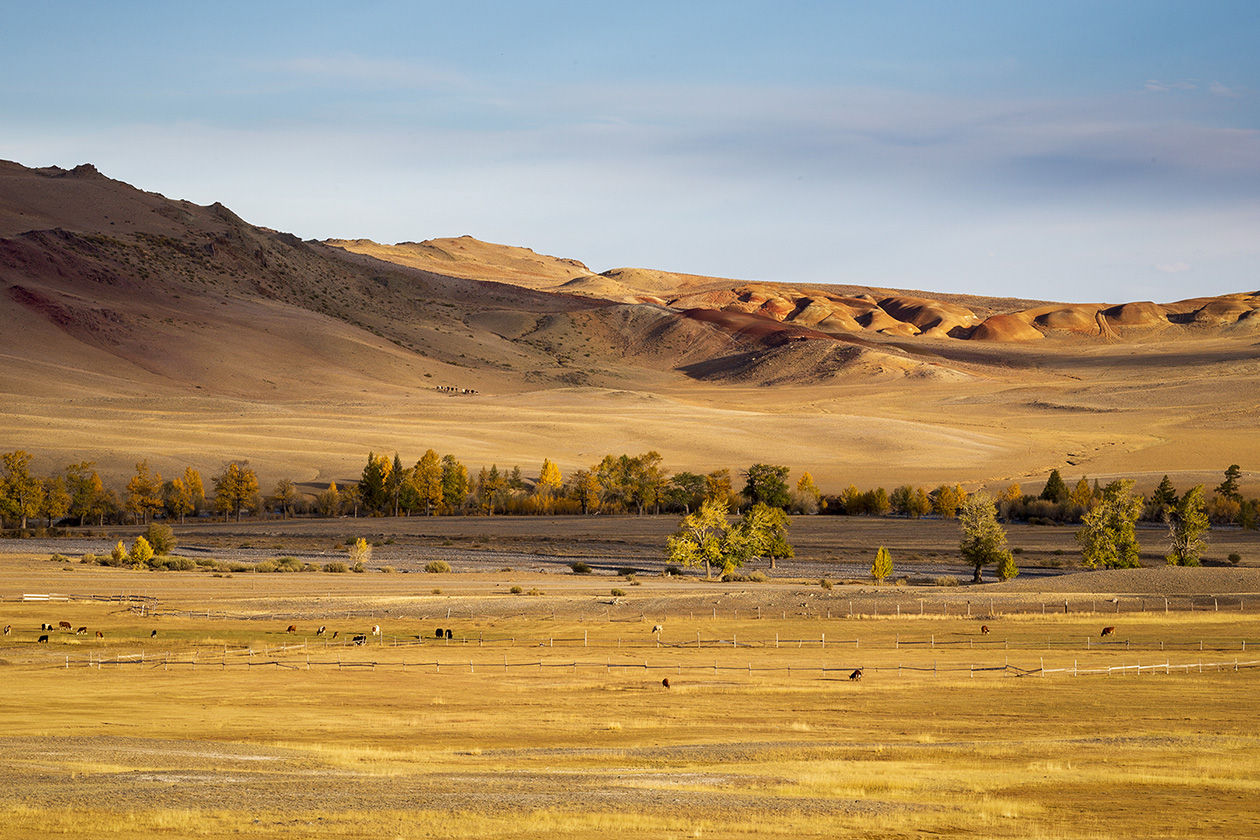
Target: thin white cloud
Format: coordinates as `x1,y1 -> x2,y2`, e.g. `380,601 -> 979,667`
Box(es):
1154,262 -> 1192,274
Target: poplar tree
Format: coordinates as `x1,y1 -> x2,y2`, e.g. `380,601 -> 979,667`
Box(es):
1077,480 -> 1143,569
871,546 -> 893,583
959,493 -> 1016,583
1,450 -> 45,530
1166,485 -> 1209,566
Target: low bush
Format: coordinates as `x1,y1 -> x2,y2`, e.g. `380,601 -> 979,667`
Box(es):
569,561 -> 592,575
322,561 -> 348,573
933,576 -> 960,587
425,560 -> 451,574
49,553 -> 70,563
1228,552 -> 1242,565
617,567 -> 638,577
510,585 -> 524,594
380,565 -> 395,573
820,578 -> 833,590
611,588 -> 626,597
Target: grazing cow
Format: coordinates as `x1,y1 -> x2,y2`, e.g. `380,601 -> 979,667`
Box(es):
651,625 -> 663,635
316,626 -> 326,636
436,628 -> 444,639
95,630 -> 103,639
662,677 -> 670,689
58,621 -> 71,630
352,634 -> 367,646
849,668 -> 863,681
76,627 -> 87,635
38,634 -> 49,643
3,625 -> 10,635
150,630 -> 158,638
331,631 -> 340,639
980,625 -> 990,635
1101,626 -> 1116,638
444,629 -> 453,640
371,625 -> 381,636
286,625 -> 297,634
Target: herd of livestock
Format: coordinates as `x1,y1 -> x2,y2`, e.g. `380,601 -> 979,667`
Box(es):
1,620 -> 471,647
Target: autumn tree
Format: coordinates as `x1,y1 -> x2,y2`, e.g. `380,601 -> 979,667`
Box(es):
795,471 -> 822,512
1,450 -> 45,530
537,458 -> 563,505
665,498 -> 732,579
412,450 -> 444,515
1077,479 -> 1143,569
39,475 -> 70,528
704,469 -> 734,506
959,493 -> 1016,583
65,462 -> 107,526
315,481 -> 341,517
125,460 -> 163,524
730,502 -> 793,571
213,461 -> 259,522
1068,476 -> 1094,508
1165,485 -> 1209,566
932,484 -> 966,519
270,478 -> 300,519
871,546 -> 893,583
569,469 -> 600,515
129,536 -> 154,566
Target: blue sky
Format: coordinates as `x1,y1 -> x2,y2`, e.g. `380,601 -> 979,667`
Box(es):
3,1 -> 1258,302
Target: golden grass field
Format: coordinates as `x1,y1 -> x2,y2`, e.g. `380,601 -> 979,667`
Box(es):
2,541 -> 1259,840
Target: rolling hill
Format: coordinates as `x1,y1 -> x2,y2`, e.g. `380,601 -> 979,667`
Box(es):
1,159 -> 1257,495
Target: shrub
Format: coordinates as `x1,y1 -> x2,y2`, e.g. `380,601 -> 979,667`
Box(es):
1228,552 -> 1242,565
431,588 -> 442,594
747,570 -> 768,583
663,565 -> 684,576
820,578 -> 833,590
424,560 -> 451,574
110,540 -> 127,563
510,585 -> 524,594
611,588 -> 626,597
254,560 -> 278,573
276,556 -> 303,572
569,561 -> 592,575
129,536 -> 154,566
155,556 -> 196,571
49,553 -> 70,563
933,576 -> 960,587
351,562 -> 366,573
617,567 -> 638,577
322,561 -> 348,573
348,538 -> 372,566
80,553 -> 97,564
380,566 -> 395,573
1012,547 -> 1024,555
144,523 -> 176,556
527,588 -> 544,596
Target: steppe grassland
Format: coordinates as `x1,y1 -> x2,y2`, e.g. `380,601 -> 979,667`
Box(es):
3,561 -> 1258,838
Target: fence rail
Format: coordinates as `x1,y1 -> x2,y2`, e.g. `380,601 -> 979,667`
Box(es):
40,649 -> 1260,679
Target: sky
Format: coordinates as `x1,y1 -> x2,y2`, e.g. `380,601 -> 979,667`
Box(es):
2,0 -> 1258,303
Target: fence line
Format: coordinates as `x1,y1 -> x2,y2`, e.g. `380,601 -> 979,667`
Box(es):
44,647 -> 1260,680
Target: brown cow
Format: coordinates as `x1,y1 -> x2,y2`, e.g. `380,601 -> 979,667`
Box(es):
58,621 -> 71,630
332,631 -> 340,639
980,625 -> 990,635
76,627 -> 87,635
1101,626 -> 1116,638
316,626 -> 326,636
662,677 -> 670,689
95,630 -> 104,639
849,668 -> 863,681
286,625 -> 297,634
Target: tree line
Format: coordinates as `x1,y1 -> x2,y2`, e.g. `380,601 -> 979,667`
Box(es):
0,448 -> 1253,542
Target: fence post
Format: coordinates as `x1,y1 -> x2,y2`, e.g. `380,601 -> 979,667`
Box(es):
821,633 -> 825,650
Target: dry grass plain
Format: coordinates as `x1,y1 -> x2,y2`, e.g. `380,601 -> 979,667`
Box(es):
2,523 -> 1259,840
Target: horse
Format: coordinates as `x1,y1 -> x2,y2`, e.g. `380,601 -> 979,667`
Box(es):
849,668 -> 863,681
1101,626 -> 1116,638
